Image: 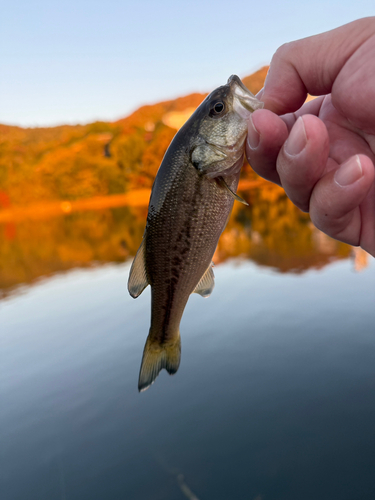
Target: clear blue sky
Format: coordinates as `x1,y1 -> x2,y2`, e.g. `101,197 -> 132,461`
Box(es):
1,0 -> 373,127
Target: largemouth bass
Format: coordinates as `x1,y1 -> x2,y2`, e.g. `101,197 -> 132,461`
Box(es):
128,75 -> 263,391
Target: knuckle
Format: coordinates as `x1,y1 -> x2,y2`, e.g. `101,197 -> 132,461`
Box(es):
309,209 -> 327,233
273,41 -> 297,63
309,193 -> 347,238
297,201 -> 310,213
284,187 -> 310,213
274,42 -> 291,58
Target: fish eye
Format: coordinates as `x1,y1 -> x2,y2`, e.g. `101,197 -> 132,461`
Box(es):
210,101 -> 225,117
214,102 -> 224,113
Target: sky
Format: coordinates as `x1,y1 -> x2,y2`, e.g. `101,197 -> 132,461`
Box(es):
1,0 -> 374,128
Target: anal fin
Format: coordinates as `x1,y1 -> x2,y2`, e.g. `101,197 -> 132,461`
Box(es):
128,238 -> 149,298
193,264 -> 215,298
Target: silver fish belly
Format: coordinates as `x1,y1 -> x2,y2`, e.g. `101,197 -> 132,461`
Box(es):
128,75 -> 263,391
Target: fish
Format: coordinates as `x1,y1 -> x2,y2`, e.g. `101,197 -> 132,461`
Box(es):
128,75 -> 263,391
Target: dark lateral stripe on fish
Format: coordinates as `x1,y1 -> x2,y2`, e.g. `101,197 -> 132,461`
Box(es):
153,177 -> 203,342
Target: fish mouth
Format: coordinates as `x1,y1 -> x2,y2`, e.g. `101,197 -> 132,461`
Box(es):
228,74 -> 264,114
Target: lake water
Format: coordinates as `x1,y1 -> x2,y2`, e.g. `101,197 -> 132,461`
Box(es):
1,200 -> 375,499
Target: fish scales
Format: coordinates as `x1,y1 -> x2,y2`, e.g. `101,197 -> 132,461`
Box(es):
146,158 -> 238,343
128,75 -> 263,391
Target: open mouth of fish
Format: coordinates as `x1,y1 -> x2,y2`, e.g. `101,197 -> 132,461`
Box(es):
228,74 -> 264,117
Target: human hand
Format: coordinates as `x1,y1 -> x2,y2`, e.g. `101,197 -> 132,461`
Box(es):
246,18 -> 375,256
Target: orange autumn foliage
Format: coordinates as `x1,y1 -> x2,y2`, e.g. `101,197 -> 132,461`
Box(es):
0,66 -> 353,297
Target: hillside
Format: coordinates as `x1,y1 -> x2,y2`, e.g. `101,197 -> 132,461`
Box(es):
0,68 -> 269,207
0,64 -> 356,297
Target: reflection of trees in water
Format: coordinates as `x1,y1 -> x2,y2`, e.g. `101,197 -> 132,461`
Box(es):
0,206 -> 144,298
216,185 -> 351,272
0,185 -> 352,298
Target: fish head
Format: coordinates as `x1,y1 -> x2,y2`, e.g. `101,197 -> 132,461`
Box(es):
188,75 -> 263,178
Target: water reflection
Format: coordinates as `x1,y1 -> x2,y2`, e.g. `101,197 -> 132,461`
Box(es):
2,258 -> 374,499
0,184 -> 355,300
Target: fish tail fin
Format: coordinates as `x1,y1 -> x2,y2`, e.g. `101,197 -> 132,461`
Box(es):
138,332 -> 181,392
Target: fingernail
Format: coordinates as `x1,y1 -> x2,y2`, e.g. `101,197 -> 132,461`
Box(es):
285,116 -> 307,156
247,114 -> 260,149
334,155 -> 363,187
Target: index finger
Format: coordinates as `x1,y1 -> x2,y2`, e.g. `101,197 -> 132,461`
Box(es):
261,17 -> 375,115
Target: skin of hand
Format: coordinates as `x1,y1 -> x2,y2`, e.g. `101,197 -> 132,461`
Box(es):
246,17 -> 375,257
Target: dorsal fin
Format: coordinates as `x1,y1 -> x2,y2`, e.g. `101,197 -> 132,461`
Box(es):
193,264 -> 215,298
128,238 -> 149,298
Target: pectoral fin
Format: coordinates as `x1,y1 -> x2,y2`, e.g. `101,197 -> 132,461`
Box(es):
128,238 -> 149,298
193,264 -> 215,298
217,177 -> 249,205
